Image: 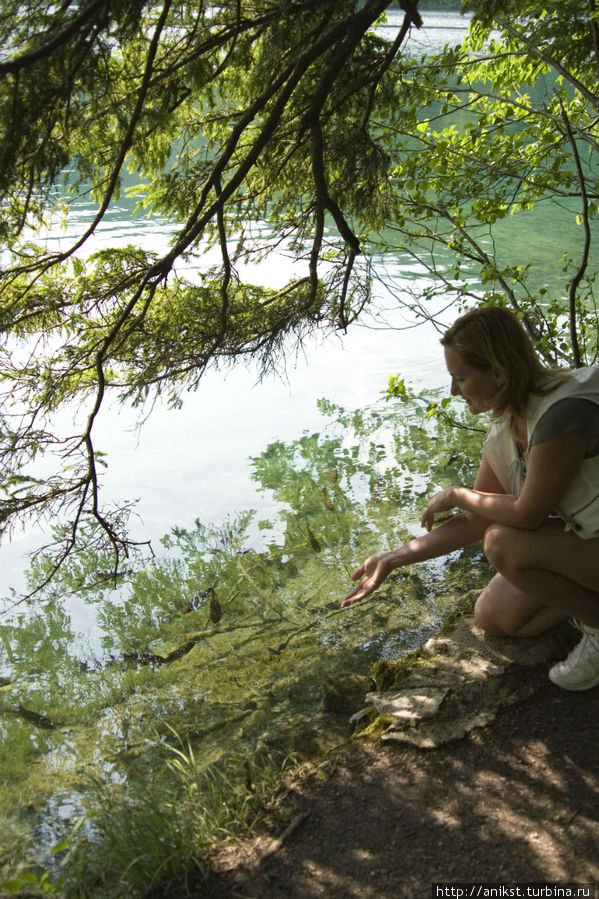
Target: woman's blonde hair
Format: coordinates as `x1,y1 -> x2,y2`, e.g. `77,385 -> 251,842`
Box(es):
441,306 -> 568,425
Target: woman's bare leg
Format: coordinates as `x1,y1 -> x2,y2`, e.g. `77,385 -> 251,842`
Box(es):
474,573 -> 568,637
483,522 -> 599,628
478,522 -> 599,689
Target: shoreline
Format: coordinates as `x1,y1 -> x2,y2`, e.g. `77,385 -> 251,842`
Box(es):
195,617 -> 599,898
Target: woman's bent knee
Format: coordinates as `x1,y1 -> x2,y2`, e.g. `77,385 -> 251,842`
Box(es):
474,590 -> 509,636
483,523 -> 520,573
474,573 -> 563,639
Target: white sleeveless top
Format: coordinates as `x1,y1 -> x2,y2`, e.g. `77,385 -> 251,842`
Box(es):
483,366 -> 599,539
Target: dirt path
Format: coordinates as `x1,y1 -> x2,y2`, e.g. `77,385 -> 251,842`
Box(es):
201,622 -> 599,898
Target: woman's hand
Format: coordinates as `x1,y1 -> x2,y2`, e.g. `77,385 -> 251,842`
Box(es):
420,487 -> 458,532
342,552 -> 394,607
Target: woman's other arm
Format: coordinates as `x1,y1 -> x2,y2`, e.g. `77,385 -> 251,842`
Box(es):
421,432 -> 591,533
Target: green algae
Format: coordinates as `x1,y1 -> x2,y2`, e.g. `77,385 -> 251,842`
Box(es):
353,712 -> 396,741
0,390 -> 490,890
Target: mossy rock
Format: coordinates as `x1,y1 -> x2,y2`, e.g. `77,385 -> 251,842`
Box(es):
370,594 -> 479,692
371,655 -> 429,691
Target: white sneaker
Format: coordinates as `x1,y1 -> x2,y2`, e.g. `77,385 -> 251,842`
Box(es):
549,624 -> 599,691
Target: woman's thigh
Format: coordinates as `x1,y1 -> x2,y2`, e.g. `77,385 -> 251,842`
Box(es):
484,521 -> 599,594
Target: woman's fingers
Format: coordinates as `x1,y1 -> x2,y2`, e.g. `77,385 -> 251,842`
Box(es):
342,571 -> 373,606
342,584 -> 370,607
421,509 -> 434,531
343,554 -> 391,607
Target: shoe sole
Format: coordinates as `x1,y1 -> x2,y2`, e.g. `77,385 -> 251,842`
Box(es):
548,668 -> 599,691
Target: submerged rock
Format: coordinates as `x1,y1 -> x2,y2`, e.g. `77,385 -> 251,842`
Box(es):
320,671 -> 370,715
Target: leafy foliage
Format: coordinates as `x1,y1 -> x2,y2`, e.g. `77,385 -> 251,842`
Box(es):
0,0 -> 598,582
0,0 -> 421,578
375,1 -> 599,367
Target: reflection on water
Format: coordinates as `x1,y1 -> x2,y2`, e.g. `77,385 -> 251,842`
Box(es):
0,391 -> 491,878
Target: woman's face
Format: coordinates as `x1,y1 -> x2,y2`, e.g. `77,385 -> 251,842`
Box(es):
444,346 -> 501,415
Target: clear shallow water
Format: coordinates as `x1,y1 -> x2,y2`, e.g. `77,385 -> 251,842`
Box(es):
0,387 -> 489,876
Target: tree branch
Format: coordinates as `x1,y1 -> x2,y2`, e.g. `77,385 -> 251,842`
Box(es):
496,16 -> 599,112
559,100 -> 590,368
0,0 -> 109,75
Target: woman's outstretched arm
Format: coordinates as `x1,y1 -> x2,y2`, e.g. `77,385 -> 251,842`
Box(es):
342,456 -> 503,607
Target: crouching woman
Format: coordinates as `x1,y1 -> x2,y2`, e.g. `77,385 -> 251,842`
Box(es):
344,306 -> 599,691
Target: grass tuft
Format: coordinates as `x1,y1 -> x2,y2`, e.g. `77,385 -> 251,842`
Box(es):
61,731 -> 297,898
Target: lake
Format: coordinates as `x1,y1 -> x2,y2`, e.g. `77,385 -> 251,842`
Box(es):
0,7 -> 590,890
